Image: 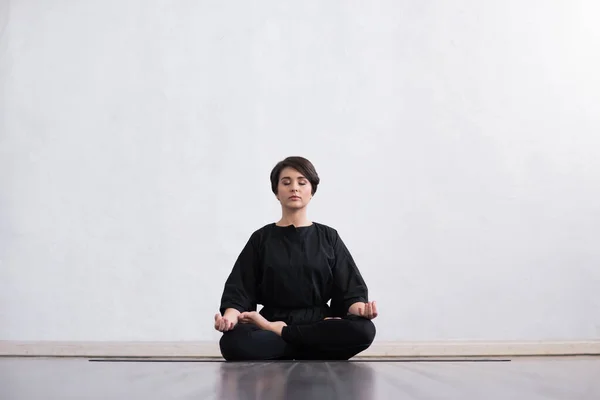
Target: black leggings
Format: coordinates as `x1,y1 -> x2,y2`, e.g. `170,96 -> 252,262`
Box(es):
219,315 -> 376,361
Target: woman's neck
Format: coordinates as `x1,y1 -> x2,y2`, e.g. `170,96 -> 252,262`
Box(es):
277,209 -> 312,227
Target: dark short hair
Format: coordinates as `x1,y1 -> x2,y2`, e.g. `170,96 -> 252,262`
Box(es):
270,156 -> 320,195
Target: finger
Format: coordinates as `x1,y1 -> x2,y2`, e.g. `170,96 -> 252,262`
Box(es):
365,302 -> 371,318
372,301 -> 378,318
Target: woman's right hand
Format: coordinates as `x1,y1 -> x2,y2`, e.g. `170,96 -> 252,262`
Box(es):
214,313 -> 238,332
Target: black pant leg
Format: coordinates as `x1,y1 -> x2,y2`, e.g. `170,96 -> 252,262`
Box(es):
219,323 -> 296,361
281,315 -> 376,360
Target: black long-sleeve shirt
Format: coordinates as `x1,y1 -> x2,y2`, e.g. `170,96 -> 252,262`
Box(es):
219,222 -> 369,325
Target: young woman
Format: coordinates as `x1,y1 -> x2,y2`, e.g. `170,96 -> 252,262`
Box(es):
214,156 -> 377,360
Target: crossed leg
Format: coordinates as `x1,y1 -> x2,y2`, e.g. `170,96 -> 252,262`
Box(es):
219,324 -> 296,361
219,312 -> 376,361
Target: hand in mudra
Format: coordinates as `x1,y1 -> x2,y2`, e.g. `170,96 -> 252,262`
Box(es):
214,313 -> 237,332
358,301 -> 378,320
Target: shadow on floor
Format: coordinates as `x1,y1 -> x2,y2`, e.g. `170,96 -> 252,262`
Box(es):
217,361 -> 375,400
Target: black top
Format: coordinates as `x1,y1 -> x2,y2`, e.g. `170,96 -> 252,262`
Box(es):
219,222 -> 369,325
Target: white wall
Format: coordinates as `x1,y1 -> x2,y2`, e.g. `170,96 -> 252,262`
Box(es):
1,0 -> 600,343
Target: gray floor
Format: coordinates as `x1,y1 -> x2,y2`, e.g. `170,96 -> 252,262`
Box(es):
1,357 -> 599,399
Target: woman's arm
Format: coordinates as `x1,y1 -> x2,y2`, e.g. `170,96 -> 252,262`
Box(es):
330,230 -> 375,317
218,234 -> 259,317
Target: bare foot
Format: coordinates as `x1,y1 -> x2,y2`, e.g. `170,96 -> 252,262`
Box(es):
239,311 -> 287,336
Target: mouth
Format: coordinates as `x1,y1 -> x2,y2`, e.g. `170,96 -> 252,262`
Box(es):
289,196 -> 301,200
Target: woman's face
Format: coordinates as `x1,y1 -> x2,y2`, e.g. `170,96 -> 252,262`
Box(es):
276,167 -> 313,209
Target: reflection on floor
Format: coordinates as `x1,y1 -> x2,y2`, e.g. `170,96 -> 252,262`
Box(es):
1,356 -> 599,399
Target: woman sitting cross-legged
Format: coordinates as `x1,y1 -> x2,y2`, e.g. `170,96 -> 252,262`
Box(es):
214,156 -> 378,361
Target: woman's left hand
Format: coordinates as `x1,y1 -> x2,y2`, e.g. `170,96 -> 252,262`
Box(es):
360,301 -> 378,319
349,301 -> 378,319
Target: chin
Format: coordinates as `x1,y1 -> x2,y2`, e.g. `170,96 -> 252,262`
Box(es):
285,202 -> 305,209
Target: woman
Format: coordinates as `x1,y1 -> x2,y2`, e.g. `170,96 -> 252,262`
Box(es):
214,156 -> 378,361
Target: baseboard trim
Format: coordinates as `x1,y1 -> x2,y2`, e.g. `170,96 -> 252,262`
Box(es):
1,340 -> 599,358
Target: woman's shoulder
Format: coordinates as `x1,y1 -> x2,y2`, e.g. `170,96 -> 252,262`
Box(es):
246,222 -> 288,240
247,222 -> 277,238
312,222 -> 342,241
312,221 -> 335,232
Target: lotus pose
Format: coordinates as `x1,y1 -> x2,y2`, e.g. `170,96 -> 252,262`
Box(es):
215,156 -> 377,361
